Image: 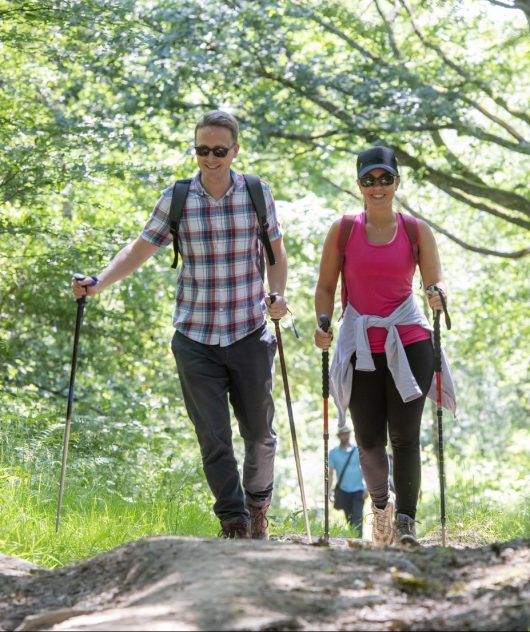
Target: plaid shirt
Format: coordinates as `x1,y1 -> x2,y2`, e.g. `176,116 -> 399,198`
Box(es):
141,170 -> 282,346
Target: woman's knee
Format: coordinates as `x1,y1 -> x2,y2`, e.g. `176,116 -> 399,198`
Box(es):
354,429 -> 387,451
388,422 -> 421,451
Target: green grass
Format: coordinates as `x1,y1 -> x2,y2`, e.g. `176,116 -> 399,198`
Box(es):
419,491 -> 530,545
0,470 -> 358,568
2,411 -> 529,568
418,449 -> 530,545
0,407 -> 361,567
2,465 -> 528,568
1,479 -> 357,568
0,475 -> 221,567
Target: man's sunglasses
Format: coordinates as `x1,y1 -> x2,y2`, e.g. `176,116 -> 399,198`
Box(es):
194,143 -> 235,158
359,174 -> 396,187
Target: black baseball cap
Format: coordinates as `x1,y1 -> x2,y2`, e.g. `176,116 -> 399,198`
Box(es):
357,146 -> 399,178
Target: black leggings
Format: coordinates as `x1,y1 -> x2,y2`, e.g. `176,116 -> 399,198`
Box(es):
348,339 -> 434,518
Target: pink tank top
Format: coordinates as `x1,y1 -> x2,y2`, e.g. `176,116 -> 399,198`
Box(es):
341,212 -> 431,353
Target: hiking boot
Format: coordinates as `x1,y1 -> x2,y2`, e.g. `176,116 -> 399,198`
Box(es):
248,504 -> 270,540
394,513 -> 419,547
219,519 -> 250,539
371,492 -> 395,547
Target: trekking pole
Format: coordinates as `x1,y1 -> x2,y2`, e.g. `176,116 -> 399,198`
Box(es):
429,285 -> 451,547
319,314 -> 331,546
269,293 -> 312,544
55,274 -> 92,532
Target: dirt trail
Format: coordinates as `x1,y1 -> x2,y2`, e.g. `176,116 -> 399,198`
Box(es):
1,536 -> 529,631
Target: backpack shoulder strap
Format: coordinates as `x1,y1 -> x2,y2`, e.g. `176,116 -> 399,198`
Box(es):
338,215 -> 355,313
400,212 -> 419,264
338,214 -> 355,267
169,179 -> 192,269
243,173 -> 276,266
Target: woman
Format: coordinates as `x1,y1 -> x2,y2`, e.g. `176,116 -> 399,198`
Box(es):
314,146 -> 455,547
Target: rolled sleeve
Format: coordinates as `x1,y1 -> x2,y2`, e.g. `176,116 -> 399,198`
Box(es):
141,187 -> 173,248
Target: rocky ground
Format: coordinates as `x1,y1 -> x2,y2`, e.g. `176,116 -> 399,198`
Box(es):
1,535 -> 529,631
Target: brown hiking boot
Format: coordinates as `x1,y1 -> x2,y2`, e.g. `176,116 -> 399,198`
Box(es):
248,504 -> 270,540
371,492 -> 395,547
219,519 -> 250,539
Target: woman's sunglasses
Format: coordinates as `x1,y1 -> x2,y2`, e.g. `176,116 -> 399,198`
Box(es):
194,143 -> 235,158
359,174 -> 396,187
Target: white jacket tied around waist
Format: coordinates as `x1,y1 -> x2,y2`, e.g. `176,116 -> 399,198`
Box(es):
330,294 -> 457,428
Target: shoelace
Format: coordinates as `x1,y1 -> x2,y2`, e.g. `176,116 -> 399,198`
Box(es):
233,526 -> 249,538
218,524 -> 249,538
373,507 -> 391,533
397,517 -> 417,536
251,508 -> 269,531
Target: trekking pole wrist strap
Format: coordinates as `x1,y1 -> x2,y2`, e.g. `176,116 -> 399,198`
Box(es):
427,284 -> 451,330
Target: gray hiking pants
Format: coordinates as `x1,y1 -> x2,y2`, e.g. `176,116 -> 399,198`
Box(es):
172,324 -> 277,524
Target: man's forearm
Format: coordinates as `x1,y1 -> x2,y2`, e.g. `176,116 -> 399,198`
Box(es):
96,237 -> 158,292
266,241 -> 288,295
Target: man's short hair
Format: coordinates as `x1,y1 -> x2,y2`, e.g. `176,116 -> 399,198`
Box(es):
195,110 -> 239,143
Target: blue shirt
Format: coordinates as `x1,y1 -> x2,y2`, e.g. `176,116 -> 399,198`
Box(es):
329,445 -> 365,493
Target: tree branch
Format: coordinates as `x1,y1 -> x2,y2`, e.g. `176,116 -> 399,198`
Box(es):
374,0 -> 402,59
372,0 -> 529,144
253,62 -> 530,221
458,97 -> 527,145
305,1 -> 530,134
485,0 -> 530,27
423,183 -> 530,232
430,130 -> 485,185
319,175 -> 363,202
320,174 -> 529,257
396,195 -> 530,258
295,8 -> 381,62
399,0 -> 530,129
487,0 -> 516,6
265,122 -> 530,230
392,146 -> 530,221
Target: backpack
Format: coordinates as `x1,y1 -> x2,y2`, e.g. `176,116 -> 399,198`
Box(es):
338,212 -> 419,312
168,174 -> 275,272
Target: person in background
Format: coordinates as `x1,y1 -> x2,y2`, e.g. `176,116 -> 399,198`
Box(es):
329,426 -> 367,538
314,146 -> 455,547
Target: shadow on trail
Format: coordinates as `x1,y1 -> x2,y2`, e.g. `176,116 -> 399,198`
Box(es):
1,535 -> 529,631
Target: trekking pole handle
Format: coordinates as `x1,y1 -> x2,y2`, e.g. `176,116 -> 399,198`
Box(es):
268,291 -> 300,339
427,284 -> 451,330
268,291 -> 279,323
319,315 -> 331,400
319,315 -> 331,333
73,273 -> 98,305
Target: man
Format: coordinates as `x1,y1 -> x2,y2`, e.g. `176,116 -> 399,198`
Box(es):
72,110 -> 288,540
329,427 -> 367,538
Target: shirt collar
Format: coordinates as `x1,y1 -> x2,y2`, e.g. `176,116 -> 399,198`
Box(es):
193,169 -> 238,198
